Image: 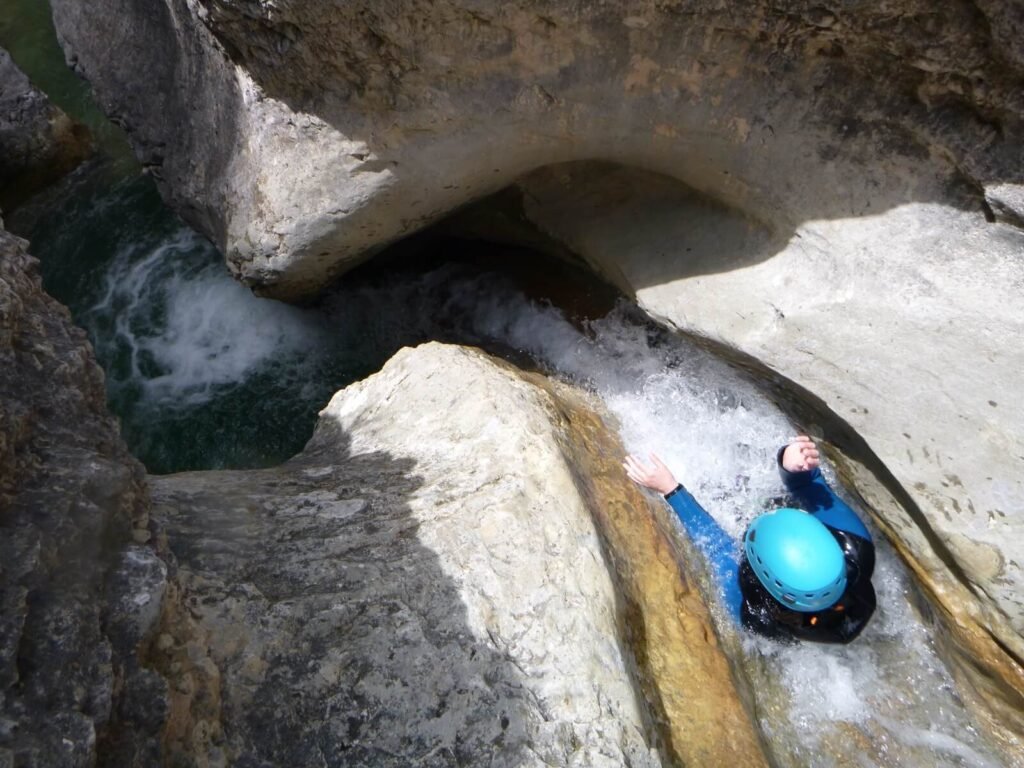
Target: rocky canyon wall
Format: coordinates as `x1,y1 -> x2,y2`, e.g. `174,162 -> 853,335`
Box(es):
47,0 -> 1024,754
1,225 -> 769,764
0,46 -> 91,213
0,227 -> 165,767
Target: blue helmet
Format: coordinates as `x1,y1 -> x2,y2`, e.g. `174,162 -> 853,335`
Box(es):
743,508 -> 846,612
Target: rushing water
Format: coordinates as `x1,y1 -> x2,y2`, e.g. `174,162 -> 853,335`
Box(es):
2,5 -> 1008,762
23,174 -> 1004,764
358,267 -> 1003,768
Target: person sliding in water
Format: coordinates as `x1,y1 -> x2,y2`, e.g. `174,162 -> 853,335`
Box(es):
624,436 -> 876,644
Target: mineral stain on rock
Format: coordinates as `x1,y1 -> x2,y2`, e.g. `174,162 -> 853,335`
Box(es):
139,344 -> 773,766
518,368 -> 768,766
3,0 -> 1024,764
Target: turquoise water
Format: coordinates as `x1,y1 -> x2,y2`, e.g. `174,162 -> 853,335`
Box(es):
13,151 -> 615,475
18,169 -> 386,473
1,0 -> 372,473
0,6 -> 1009,763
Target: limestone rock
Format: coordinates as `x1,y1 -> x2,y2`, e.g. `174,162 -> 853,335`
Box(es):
49,0 -> 1024,750
149,342 -> 766,767
483,160 -> 1024,754
0,228 -> 164,766
985,183 -> 1024,228
50,1 -> 1024,300
0,47 -> 91,213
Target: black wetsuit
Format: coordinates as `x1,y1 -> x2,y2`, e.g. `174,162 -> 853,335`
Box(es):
664,447 -> 876,644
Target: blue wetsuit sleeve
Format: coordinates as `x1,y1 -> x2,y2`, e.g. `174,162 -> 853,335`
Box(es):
665,486 -> 744,623
778,449 -> 872,541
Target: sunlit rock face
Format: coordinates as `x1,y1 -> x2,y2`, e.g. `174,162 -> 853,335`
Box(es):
148,342 -> 767,767
0,47 -> 91,212
51,0 -> 1023,299
0,229 -> 162,766
468,160 -> 1024,755
52,0 -> 1024,751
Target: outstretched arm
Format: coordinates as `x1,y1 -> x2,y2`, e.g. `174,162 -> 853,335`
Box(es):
624,454 -> 743,622
779,437 -> 871,541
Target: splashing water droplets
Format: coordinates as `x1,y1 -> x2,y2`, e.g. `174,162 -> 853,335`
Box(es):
88,227 -> 326,409
72,224 -> 1004,764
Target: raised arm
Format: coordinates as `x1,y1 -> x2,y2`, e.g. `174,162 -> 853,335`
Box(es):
624,454 -> 743,622
779,438 -> 871,541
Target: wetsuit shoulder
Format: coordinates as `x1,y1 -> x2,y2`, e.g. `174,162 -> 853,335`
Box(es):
776,446 -> 872,542
791,567 -> 876,644
740,552 -> 877,645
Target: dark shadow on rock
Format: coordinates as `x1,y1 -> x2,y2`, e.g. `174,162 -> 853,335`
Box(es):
438,161 -> 788,292
199,1 -> 1021,238
148,427 -> 543,766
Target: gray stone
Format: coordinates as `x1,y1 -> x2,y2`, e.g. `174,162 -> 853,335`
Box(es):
49,0 -> 1023,301
0,47 -> 91,213
985,183 -> 1024,227
47,0 -> 1024,752
149,342 -> 766,767
149,344 -> 661,766
480,160 -> 1024,753
0,228 -> 165,767
105,546 -> 168,655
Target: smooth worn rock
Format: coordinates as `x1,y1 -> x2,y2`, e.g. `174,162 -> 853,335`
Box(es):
51,0 -> 1024,752
488,160 -> 1024,756
50,0 -> 1023,299
149,342 -> 766,767
530,370 -> 769,767
985,183 -> 1024,228
0,47 -> 91,213
0,228 -> 164,767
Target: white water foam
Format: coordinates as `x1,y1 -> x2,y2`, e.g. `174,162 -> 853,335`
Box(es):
83,240 -> 1004,764
346,265 -> 1004,767
88,228 -> 326,407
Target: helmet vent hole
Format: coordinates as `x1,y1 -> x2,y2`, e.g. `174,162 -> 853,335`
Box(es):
749,530 -> 757,542
774,580 -> 782,587
756,555 -> 762,564
804,593 -> 814,598
782,594 -> 795,603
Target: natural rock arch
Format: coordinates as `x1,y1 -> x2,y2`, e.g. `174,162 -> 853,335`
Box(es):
51,0 -> 1024,754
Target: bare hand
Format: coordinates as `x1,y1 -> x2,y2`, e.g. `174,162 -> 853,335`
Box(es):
623,453 -> 679,495
782,435 -> 820,473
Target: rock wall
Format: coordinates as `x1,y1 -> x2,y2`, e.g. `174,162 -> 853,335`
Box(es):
49,0 -> 1024,753
467,159 -> 1024,756
50,0 -> 1023,299
0,228 -> 164,767
0,47 -> 91,213
0,219 -> 766,765
148,342 -> 766,767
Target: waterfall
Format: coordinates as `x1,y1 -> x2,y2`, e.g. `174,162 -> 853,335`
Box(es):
30,173 -> 1005,766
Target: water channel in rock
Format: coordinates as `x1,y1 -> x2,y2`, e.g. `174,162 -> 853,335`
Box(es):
1,5 -> 1009,763
11,153 -> 1005,766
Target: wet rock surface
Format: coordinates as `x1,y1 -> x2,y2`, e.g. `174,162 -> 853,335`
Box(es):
0,228 -> 162,767
46,0 -> 1024,754
486,160 -> 1024,756
149,342 -> 765,767
0,47 -> 91,213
